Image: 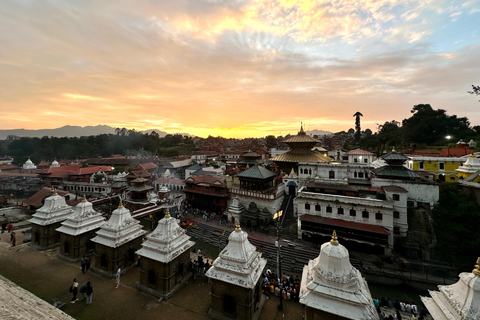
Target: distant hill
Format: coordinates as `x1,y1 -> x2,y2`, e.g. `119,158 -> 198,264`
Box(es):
0,125 -> 115,139
307,129 -> 332,136
0,125 -> 192,140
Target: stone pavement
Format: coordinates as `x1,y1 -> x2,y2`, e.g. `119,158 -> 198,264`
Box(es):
0,227 -> 305,320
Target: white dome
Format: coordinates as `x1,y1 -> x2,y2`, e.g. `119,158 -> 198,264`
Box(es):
51,160 -> 60,167
23,158 -> 37,170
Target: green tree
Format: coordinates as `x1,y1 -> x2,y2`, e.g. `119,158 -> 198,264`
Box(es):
265,135 -> 277,148
353,111 -> 363,144
468,84 -> 480,101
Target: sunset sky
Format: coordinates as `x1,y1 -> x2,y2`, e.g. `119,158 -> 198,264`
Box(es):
1,0 -> 479,138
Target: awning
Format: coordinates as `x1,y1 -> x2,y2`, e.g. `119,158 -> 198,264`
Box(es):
300,214 -> 388,235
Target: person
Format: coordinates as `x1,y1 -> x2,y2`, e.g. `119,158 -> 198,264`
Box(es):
79,282 -> 87,301
7,223 -> 13,233
396,309 -> 403,320
115,266 -> 121,289
411,302 -> 418,314
10,231 -> 16,247
85,281 -> 93,304
81,257 -> 87,273
85,256 -> 91,272
70,279 -> 79,303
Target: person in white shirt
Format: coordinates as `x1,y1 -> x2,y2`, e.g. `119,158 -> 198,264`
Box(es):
115,266 -> 121,289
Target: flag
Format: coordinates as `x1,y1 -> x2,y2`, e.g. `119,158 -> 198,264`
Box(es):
222,230 -> 225,236
149,214 -> 152,219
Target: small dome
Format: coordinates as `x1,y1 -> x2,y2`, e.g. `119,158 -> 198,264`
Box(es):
23,158 -> 37,169
51,159 -> 60,167
159,186 -> 169,193
313,231 -> 356,283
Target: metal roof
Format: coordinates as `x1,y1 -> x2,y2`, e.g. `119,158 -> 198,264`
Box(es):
373,165 -> 421,179
236,165 -> 276,180
270,150 -> 331,163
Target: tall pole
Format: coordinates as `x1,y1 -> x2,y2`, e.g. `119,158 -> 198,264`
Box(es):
276,213 -> 283,310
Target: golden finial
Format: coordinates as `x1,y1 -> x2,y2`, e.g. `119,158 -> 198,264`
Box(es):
235,221 -> 241,232
473,257 -> 480,277
165,208 -> 171,218
392,147 -> 396,152
330,230 -> 339,245
82,194 -> 87,202
118,198 -> 124,208
52,187 -> 57,196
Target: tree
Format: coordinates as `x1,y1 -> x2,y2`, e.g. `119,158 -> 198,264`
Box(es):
265,135 -> 277,148
353,112 -> 363,144
468,85 -> 480,101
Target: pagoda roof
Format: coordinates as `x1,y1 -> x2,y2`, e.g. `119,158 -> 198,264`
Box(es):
56,197 -> 105,236
206,225 -> 266,289
136,212 -> 194,263
29,191 -> 74,226
270,149 -> 331,163
236,165 -> 276,180
373,165 -> 421,179
380,151 -> 410,162
91,201 -> 146,248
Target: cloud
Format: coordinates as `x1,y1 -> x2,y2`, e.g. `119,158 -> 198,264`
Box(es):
0,0 -> 479,137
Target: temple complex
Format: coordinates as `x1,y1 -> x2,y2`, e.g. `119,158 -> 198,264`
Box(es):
299,231 -> 378,320
56,195 -> 105,261
421,257 -> 480,320
206,223 -> 267,320
136,209 -> 195,299
91,200 -> 147,277
29,188 -> 74,250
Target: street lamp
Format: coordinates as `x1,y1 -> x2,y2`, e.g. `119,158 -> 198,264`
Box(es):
446,135 -> 451,156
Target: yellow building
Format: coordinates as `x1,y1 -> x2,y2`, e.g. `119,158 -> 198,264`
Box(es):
406,156 -> 465,182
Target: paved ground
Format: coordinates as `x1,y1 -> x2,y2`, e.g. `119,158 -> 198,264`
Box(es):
0,228 -> 305,320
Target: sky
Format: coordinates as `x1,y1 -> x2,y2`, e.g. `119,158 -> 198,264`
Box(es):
1,0 -> 479,138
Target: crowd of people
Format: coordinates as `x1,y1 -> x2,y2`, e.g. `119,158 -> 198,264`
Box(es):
262,270 -> 301,302
190,249 -> 211,282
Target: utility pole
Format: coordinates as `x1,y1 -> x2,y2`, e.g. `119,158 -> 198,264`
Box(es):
274,210 -> 283,311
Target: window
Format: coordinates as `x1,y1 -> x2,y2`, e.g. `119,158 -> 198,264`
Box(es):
419,162 -> 424,169
349,209 -> 356,217
393,194 -> 400,201
315,204 -> 321,211
394,226 -> 400,234
364,158 -> 368,163
393,211 -> 400,219
148,269 -> 157,285
329,171 -> 335,179
362,210 -> 369,218
326,206 -> 332,213
305,203 -> 310,210
375,212 -> 383,220
354,158 -> 358,163
358,172 -> 364,178
354,172 -> 357,178
439,162 -> 445,170
337,207 -> 344,215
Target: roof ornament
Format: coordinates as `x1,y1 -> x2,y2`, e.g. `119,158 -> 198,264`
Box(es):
473,257 -> 480,277
165,208 -> 171,218
392,147 -> 396,152
82,194 -> 87,202
330,230 -> 339,245
299,122 -> 306,135
235,221 -> 241,232
52,187 -> 57,196
118,198 -> 124,209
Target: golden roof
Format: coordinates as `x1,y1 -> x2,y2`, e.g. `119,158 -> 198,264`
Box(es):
270,149 -> 331,163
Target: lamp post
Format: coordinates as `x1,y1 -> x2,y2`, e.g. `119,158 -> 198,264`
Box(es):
446,135 -> 451,156
274,210 -> 283,311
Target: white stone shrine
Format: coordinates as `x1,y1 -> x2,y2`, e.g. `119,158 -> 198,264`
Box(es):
29,188 -> 74,250
136,209 -> 195,298
421,257 -> 480,320
299,231 -> 379,320
56,195 -> 105,260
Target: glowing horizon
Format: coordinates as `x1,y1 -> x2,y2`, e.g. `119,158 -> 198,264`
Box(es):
1,1 -> 479,139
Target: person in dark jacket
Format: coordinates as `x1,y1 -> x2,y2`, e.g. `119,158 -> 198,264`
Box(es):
85,281 -> 93,304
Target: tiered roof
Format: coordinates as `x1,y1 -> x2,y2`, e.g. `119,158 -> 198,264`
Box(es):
421,258 -> 480,320
456,154 -> 480,175
91,200 -> 146,248
29,189 -> 74,226
299,231 -> 378,320
206,224 -> 266,289
136,209 -> 194,263
236,165 -> 276,180
56,195 -> 105,236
